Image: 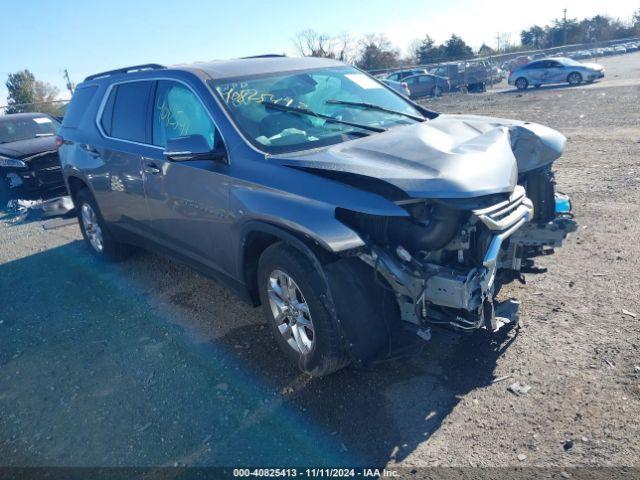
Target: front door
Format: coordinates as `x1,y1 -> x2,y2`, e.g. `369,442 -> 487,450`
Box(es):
142,80 -> 230,270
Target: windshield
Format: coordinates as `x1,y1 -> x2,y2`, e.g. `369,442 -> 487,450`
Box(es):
209,66 -> 424,154
0,116 -> 60,144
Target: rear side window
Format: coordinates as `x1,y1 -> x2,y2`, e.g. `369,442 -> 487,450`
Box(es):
104,81 -> 153,143
62,86 -> 98,128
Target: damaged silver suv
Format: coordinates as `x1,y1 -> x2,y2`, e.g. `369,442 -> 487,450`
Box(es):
58,57 -> 576,376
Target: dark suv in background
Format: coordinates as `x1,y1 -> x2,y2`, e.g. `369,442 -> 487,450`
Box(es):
58,57 -> 575,376
0,113 -> 66,204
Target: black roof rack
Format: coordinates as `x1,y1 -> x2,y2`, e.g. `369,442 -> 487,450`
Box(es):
240,54 -> 286,59
84,63 -> 166,81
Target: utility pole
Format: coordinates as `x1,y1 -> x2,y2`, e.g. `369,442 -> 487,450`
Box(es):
63,69 -> 75,96
563,8 -> 568,46
495,32 -> 501,53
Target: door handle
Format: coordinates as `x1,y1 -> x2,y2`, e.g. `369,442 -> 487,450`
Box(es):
142,161 -> 161,175
80,144 -> 100,157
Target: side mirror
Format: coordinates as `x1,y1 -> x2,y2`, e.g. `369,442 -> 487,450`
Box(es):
164,135 -> 226,162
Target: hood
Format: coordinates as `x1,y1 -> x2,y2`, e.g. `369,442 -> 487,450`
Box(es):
579,62 -> 603,71
0,135 -> 57,159
272,114 -> 565,199
437,114 -> 566,173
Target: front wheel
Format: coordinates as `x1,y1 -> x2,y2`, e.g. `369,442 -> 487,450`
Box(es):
75,188 -> 133,261
257,242 -> 350,377
567,72 -> 582,85
515,77 -> 528,90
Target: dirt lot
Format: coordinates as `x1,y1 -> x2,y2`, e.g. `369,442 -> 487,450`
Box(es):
1,52 -> 639,471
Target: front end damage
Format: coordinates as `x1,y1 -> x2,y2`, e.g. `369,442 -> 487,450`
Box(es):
338,186 -> 534,336
275,114 -> 577,362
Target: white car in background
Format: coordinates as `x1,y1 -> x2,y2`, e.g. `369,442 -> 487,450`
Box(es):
508,57 -> 605,90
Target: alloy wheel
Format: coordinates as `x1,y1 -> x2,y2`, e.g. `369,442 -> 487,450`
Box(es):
81,203 -> 104,253
267,269 -> 314,354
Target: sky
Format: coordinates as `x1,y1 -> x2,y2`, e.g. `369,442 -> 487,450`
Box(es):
1,0 -> 638,105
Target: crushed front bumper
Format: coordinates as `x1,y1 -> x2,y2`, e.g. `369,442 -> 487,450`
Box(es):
511,192 -> 577,258
360,186 -> 534,332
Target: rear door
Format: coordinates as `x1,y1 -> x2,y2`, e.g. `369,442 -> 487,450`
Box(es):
141,79 -> 230,268
95,80 -> 157,234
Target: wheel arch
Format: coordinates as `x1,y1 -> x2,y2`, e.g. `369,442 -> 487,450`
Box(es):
239,221 -> 341,306
66,175 -> 91,203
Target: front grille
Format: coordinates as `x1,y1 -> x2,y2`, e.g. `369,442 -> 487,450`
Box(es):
24,150 -> 63,187
472,186 -> 533,232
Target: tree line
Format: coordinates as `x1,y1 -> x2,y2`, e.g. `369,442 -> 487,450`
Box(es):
294,9 -> 640,70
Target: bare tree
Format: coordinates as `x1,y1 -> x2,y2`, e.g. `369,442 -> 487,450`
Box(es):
292,30 -> 356,63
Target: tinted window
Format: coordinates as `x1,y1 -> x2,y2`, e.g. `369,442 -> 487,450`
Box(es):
418,76 -> 432,84
62,86 -> 97,128
100,88 -> 117,135
109,81 -> 153,143
152,81 -> 217,149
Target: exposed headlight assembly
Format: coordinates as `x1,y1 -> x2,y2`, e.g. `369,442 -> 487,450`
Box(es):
0,155 -> 28,169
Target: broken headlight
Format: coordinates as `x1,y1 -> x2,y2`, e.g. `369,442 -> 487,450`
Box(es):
0,155 -> 27,169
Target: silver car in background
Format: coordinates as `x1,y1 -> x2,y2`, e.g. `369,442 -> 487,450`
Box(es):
508,57 -> 604,90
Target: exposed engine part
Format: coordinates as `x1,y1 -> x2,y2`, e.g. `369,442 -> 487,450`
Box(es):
337,202 -> 465,258
524,166 -> 556,224
353,187 -> 534,334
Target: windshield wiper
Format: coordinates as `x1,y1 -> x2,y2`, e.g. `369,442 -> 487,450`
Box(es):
325,99 -> 425,122
261,101 -> 386,133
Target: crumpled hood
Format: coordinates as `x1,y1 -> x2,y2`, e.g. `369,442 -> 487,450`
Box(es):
436,114 -> 566,174
273,114 -> 565,199
0,136 -> 57,159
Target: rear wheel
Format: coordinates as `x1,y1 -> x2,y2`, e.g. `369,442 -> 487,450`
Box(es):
567,72 -> 582,85
75,188 -> 133,261
515,77 -> 528,90
257,242 -> 350,377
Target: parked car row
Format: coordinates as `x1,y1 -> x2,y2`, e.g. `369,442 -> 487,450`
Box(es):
502,41 -> 639,72
54,56 -> 576,376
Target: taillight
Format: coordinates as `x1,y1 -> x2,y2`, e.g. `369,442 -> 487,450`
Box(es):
55,135 -> 64,150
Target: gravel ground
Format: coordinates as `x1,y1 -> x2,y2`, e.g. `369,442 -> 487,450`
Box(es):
1,52 -> 639,471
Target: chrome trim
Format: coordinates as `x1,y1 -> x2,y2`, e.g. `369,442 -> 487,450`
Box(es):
473,186 -> 533,232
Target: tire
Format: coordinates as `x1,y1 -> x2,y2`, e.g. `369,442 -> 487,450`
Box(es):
75,188 -> 133,261
257,242 -> 350,377
0,174 -> 12,208
567,72 -> 582,85
515,77 -> 528,90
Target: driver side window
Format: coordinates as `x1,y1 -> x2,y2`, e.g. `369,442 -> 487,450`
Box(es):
152,81 -> 218,149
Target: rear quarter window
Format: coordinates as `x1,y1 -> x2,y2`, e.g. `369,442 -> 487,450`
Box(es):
61,86 -> 98,128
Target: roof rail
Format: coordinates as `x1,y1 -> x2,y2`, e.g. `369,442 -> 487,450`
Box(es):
240,54 -> 286,59
84,63 -> 166,81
